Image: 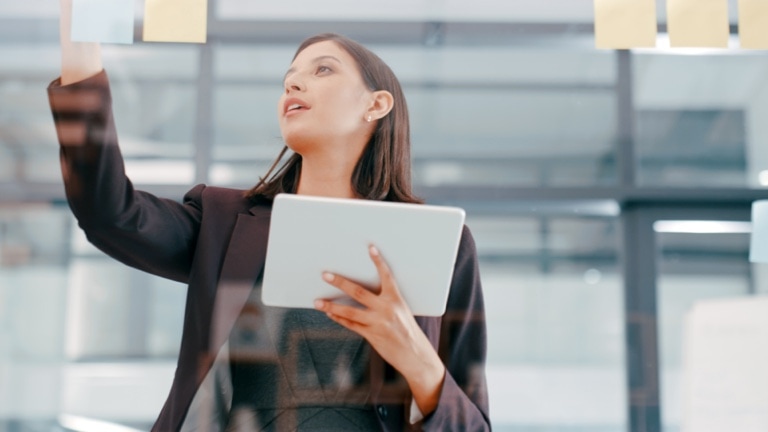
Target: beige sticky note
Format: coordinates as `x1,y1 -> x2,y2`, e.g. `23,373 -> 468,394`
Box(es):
594,0 -> 657,49
667,0 -> 729,48
143,0 -> 208,43
740,0 -> 768,49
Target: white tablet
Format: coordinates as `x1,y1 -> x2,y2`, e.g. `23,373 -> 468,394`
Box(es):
261,193 -> 465,316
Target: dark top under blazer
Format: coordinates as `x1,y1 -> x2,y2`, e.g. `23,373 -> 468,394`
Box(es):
48,70 -> 491,431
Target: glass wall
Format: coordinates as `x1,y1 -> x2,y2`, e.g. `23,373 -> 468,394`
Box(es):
3,1 -> 768,432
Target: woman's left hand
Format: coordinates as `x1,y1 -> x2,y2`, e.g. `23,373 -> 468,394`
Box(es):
314,244 -> 445,415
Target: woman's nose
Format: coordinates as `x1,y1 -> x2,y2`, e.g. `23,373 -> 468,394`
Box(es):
284,76 -> 305,93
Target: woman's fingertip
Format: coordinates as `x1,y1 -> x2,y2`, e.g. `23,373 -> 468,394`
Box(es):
369,245 -> 379,256
322,272 -> 334,282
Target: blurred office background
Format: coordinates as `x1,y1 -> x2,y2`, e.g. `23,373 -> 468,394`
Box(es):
2,0 -> 768,431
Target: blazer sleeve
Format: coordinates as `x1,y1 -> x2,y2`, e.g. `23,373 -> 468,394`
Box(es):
48,70 -> 203,283
421,225 -> 491,431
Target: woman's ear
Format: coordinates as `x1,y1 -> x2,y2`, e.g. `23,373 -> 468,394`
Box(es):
365,90 -> 394,122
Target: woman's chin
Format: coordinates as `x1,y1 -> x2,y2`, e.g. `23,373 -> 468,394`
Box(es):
283,133 -> 312,155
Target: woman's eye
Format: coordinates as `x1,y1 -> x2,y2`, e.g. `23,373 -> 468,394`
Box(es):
317,65 -> 332,74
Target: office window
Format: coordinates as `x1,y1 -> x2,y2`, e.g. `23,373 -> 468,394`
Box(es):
634,54 -> 768,188
472,213 -> 625,431
656,228 -> 752,432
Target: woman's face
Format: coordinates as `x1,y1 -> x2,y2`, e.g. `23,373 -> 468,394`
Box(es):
278,40 -> 375,156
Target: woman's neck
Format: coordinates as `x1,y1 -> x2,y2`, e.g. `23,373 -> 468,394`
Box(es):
295,153 -> 359,199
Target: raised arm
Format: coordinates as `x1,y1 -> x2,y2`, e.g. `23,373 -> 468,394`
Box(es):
60,0 -> 102,85
51,0 -> 204,283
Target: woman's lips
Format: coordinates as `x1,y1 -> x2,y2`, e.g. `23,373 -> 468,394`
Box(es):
283,97 -> 310,117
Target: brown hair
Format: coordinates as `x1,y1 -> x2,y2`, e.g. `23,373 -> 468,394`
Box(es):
244,33 -> 422,204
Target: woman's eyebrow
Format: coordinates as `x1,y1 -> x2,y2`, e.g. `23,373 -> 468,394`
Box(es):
283,55 -> 343,81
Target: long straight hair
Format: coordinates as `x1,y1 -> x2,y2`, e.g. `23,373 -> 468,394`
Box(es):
244,33 -> 422,204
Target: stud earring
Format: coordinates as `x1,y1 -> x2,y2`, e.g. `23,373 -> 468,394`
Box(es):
367,115 -> 372,122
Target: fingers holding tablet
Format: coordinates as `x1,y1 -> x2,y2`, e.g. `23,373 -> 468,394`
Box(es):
317,244 -> 408,308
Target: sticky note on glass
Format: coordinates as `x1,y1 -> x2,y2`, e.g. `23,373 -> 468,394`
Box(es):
739,0 -> 768,49
594,0 -> 657,49
143,0 -> 208,43
667,0 -> 729,48
70,0 -> 135,44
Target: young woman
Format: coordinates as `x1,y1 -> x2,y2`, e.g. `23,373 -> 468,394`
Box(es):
51,1 -> 489,430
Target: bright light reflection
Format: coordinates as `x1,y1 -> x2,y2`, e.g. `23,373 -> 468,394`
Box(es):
633,33 -> 743,55
583,268 -> 602,285
653,220 -> 752,234
759,170 -> 768,186
124,160 -> 195,185
210,163 -> 235,184
58,414 -> 144,432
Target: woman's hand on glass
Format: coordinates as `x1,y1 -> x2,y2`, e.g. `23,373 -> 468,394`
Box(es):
60,0 -> 103,85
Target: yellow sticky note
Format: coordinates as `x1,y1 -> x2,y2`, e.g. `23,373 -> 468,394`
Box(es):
739,0 -> 768,49
667,0 -> 729,48
143,0 -> 208,43
594,0 -> 657,49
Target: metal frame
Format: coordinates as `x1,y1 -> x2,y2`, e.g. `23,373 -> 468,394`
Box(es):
620,203 -> 752,432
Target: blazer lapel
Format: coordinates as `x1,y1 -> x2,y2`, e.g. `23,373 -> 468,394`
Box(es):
209,204 -> 272,354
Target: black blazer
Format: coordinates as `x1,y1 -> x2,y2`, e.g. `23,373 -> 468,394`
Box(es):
49,71 -> 491,431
